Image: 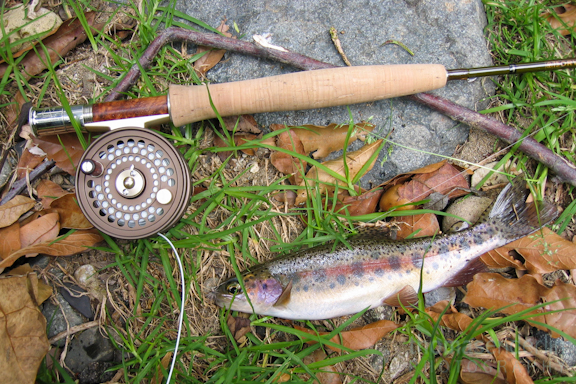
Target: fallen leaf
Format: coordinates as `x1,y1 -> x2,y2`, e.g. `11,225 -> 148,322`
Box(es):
412,162 -> 469,199
295,319 -> 398,352
221,115 -> 261,134
5,265 -> 54,306
50,194 -> 93,229
289,122 -> 375,159
380,162 -> 468,211
480,228 -> 576,274
16,147 -> 45,180
302,349 -> 342,384
270,128 -> 307,185
31,133 -> 85,175
0,229 -> 104,269
36,179 -> 68,209
464,273 -> 576,338
213,132 -> 259,162
0,222 -> 21,262
0,13 -> 105,80
425,300 -> 475,335
295,140 -> 383,205
194,21 -> 233,76
459,359 -> 506,384
151,352 -> 172,384
488,344 -> 534,384
0,195 -> 36,228
20,212 -> 60,248
0,5 -> 62,58
332,188 -> 383,216
546,5 -> 576,35
226,315 -> 251,343
393,212 -> 440,239
0,273 -> 50,383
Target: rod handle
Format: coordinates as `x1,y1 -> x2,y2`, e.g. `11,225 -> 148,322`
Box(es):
168,64 -> 448,127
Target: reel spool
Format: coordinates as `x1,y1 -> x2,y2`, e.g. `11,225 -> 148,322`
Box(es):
76,127 -> 191,239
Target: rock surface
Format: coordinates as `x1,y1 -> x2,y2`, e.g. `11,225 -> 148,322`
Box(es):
176,0 -> 494,184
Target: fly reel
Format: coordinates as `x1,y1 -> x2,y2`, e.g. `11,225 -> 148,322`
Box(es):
76,127 -> 191,239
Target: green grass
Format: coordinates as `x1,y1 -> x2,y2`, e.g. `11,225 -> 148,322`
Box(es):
1,0 -> 575,382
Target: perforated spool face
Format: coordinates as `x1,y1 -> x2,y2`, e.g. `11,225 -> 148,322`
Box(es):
76,128 -> 191,239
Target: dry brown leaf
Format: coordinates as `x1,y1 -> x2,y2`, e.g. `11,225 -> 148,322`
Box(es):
226,315 -> 251,343
20,212 -> 60,248
221,115 -> 261,134
295,140 -> 383,205
194,21 -> 233,76
0,13 -> 105,80
50,194 -> 93,229
488,344 -> 534,384
270,128 -> 307,185
412,162 -> 469,199
16,147 -> 45,180
36,179 -> 68,209
0,222 -> 21,261
302,349 -> 342,384
425,300 -> 475,335
0,195 -> 36,228
0,273 -> 50,383
290,122 -> 375,159
0,229 -> 104,269
380,162 -> 467,212
214,132 -> 259,162
480,228 -> 576,274
151,352 -> 173,384
295,319 -> 398,352
459,359 -> 506,384
464,273 -> 576,338
6,265 -> 54,306
393,212 -> 440,239
546,5 -> 576,35
31,133 -> 85,176
332,188 -> 383,216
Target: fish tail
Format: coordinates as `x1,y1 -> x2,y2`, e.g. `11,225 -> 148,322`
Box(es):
487,178 -> 558,240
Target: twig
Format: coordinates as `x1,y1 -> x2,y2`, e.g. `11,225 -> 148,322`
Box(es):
107,27 -> 576,186
0,160 -> 56,206
329,27 -> 351,66
515,337 -> 573,377
48,320 -> 100,344
407,93 -> 576,187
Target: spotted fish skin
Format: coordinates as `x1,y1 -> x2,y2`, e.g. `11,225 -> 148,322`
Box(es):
215,180 -> 558,320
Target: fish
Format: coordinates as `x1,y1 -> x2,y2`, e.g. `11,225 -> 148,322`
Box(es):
214,179 -> 558,320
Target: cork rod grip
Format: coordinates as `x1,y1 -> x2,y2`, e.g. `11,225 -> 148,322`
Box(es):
168,64 -> 447,127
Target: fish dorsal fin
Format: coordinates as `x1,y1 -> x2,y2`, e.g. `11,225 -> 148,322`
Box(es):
442,257 -> 489,287
273,280 -> 293,308
383,285 -> 419,307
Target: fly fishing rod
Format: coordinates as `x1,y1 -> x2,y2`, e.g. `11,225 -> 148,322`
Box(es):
28,58 -> 576,240
29,58 -> 576,136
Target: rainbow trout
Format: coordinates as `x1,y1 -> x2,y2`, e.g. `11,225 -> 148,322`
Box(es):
215,180 -> 557,320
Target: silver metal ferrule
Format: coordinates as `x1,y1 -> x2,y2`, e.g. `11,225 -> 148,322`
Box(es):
29,105 -> 93,135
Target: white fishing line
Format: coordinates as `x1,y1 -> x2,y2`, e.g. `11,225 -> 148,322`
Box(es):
157,232 -> 185,384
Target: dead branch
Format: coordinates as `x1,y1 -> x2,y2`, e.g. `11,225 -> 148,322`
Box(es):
106,27 -> 576,187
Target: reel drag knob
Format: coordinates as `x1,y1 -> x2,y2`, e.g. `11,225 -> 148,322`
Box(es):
76,127 -> 191,239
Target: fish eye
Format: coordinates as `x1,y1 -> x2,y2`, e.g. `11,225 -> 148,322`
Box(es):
227,282 -> 242,295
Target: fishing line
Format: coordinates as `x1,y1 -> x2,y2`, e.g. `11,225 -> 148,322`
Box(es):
157,232 -> 185,384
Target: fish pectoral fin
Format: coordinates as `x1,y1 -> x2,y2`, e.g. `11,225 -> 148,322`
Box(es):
273,280 -> 293,308
442,257 -> 489,287
383,285 -> 419,307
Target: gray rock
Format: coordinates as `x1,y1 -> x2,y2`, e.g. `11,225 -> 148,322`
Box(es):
42,292 -> 86,347
176,0 -> 494,183
533,330 -> 576,367
64,327 -> 115,374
